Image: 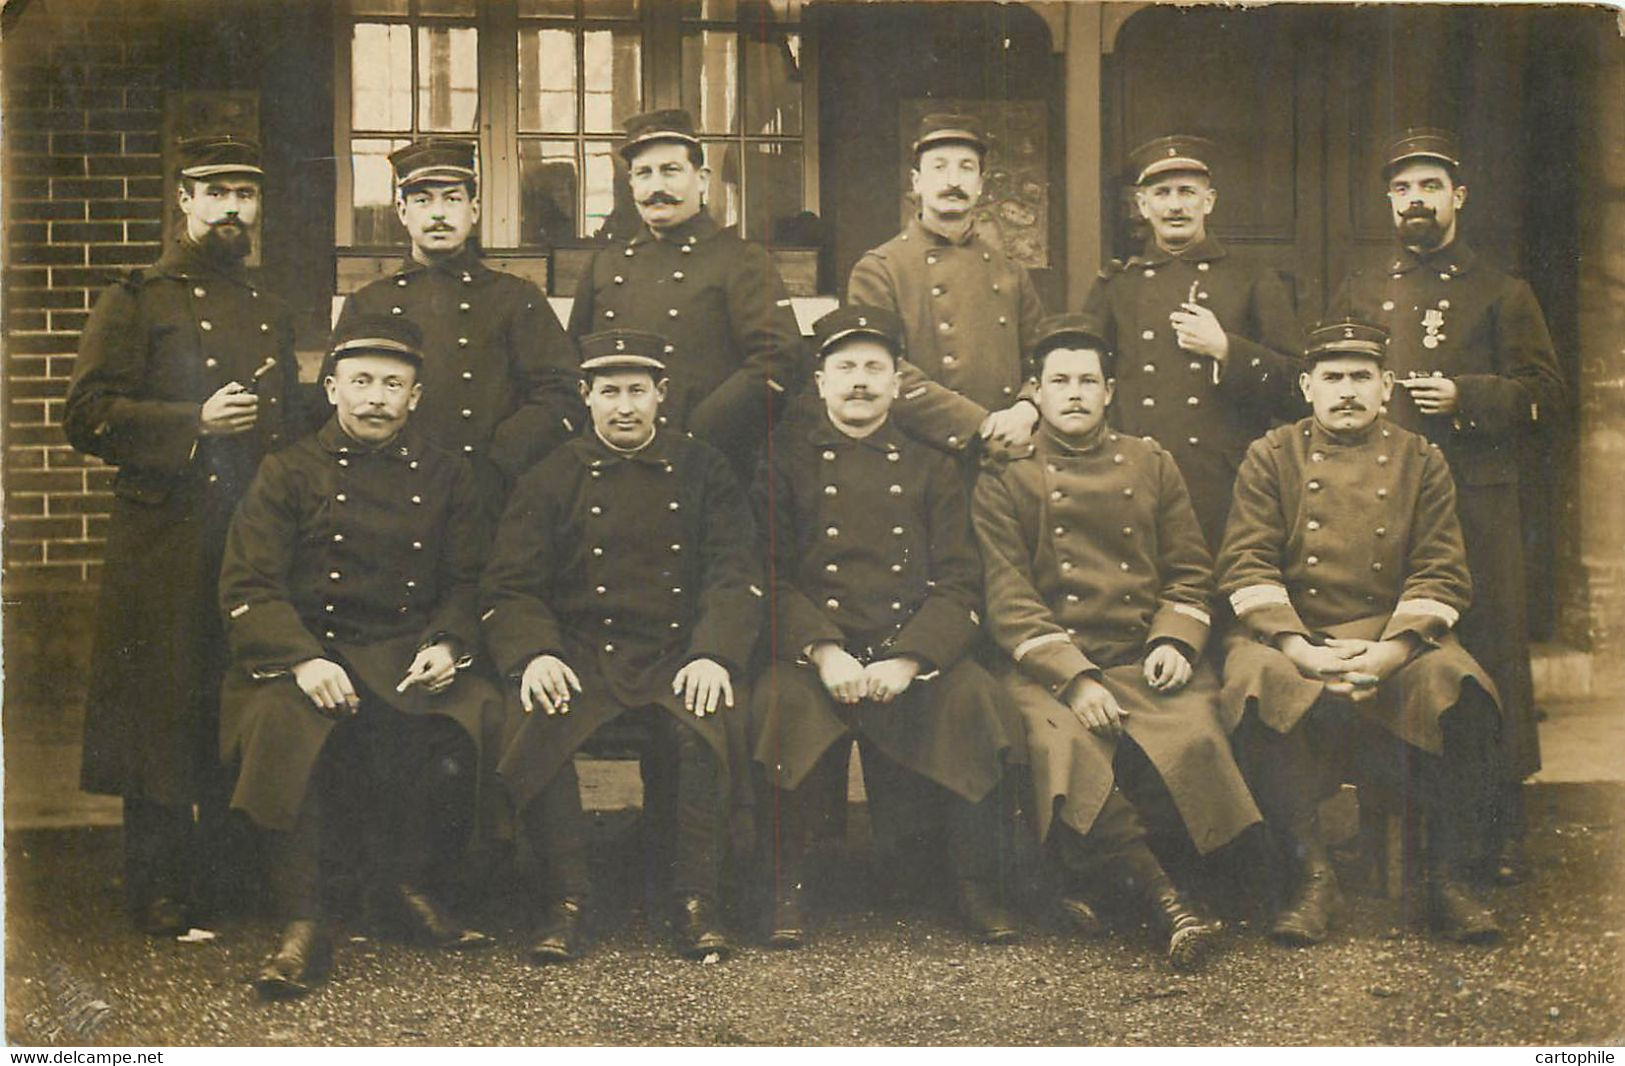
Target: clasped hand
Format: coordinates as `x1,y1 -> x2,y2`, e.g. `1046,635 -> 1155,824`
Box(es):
1279,634 -> 1414,702
810,643 -> 920,705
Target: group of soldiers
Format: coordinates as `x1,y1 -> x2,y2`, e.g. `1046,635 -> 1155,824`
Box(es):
63,108 -> 1564,999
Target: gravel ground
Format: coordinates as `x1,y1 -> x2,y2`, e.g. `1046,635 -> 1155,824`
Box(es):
6,783 -> 1622,1047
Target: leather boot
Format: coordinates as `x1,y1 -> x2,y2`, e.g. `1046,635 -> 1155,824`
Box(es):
528,897 -> 587,964
676,894 -> 732,960
1057,895 -> 1107,939
1430,872 -> 1501,944
1270,830 -> 1340,946
255,919 -> 332,999
957,879 -> 1019,945
1121,848 -> 1221,970
388,882 -> 494,950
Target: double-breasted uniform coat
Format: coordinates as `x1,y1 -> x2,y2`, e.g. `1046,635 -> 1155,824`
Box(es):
567,214 -> 805,470
1329,242 -> 1563,777
972,425 -> 1261,854
64,239 -> 304,805
1216,417 -> 1501,756
847,218 -> 1047,454
1083,236 -> 1303,548
750,414 -> 1023,804
480,430 -> 764,814
218,420 -> 501,833
336,247 -> 583,510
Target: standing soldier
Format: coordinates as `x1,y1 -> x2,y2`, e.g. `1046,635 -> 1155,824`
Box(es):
1328,129 -> 1565,882
482,330 -> 763,964
63,136 -> 303,935
973,315 -> 1257,971
335,137 -> 582,514
567,110 -> 804,476
1217,320 -> 1505,944
847,113 -> 1047,460
1083,135 -> 1303,550
751,306 -> 1025,948
220,316 -> 497,998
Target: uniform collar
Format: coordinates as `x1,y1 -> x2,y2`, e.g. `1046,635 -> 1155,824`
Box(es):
152,237 -> 252,284
806,411 -> 906,453
1037,419 -> 1113,456
1129,234 -> 1227,269
393,244 -> 488,281
907,215 -> 984,249
1306,416 -> 1386,450
630,212 -> 720,249
1388,238 -> 1476,277
573,424 -> 676,469
316,416 -> 425,461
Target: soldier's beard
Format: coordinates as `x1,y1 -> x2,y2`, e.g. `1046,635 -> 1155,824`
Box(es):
1397,213 -> 1446,250
200,221 -> 252,261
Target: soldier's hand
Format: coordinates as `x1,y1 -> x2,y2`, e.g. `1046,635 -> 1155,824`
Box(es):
1398,376 -> 1459,415
980,401 -> 1041,452
398,641 -> 458,695
1279,634 -> 1361,686
810,642 -> 867,705
199,382 -> 260,437
1170,303 -> 1230,363
1142,644 -> 1193,693
1063,675 -> 1127,738
863,656 -> 921,704
673,657 -> 733,717
520,654 -> 581,716
1327,636 -> 1415,687
292,658 -> 360,717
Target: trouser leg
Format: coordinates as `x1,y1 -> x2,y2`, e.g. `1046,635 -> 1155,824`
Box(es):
1047,790 -> 1150,894
265,780 -> 325,923
362,711 -> 474,889
946,779 -> 1010,889
122,796 -> 191,912
521,757 -> 593,902
657,714 -> 726,900
1427,685 -> 1501,873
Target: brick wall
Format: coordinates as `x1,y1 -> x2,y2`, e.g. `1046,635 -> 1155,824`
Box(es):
4,0 -> 164,587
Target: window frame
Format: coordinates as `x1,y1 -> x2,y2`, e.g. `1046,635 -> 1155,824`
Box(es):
333,0 -> 819,256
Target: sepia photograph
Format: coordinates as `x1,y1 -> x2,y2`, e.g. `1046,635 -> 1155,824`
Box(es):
2,0 -> 1622,1048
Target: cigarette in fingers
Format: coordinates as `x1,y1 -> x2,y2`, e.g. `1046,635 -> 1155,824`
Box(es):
251,357 -> 278,382
1187,281 -> 1200,303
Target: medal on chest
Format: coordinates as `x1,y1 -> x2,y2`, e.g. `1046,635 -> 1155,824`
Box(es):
1419,298 -> 1450,350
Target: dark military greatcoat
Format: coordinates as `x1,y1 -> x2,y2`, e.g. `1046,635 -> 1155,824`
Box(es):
567,215 -> 804,469
64,239 -> 304,805
337,246 -> 583,508
750,414 -> 1022,803
972,425 -> 1261,853
1216,418 -> 1500,756
1083,236 -> 1303,548
847,218 -> 1047,453
480,430 -> 763,811
218,419 -> 501,832
1330,242 -> 1564,777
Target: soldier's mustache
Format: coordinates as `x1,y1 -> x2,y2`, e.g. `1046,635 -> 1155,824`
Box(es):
641,193 -> 682,206
939,188 -> 971,201
1401,206 -> 1436,220
1332,401 -> 1366,412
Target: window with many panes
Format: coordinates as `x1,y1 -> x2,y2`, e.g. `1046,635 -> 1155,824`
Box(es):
336,0 -> 812,255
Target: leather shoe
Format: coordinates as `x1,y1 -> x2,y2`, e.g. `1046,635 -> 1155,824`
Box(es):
1270,861 -> 1340,946
767,883 -> 806,949
958,880 -> 1019,945
528,897 -> 587,964
255,920 -> 331,999
1431,877 -> 1501,943
1148,884 -> 1222,970
136,896 -> 190,938
675,894 -> 732,960
1057,895 -> 1106,938
390,883 -> 494,950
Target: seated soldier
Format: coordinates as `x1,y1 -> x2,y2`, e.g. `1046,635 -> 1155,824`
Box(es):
220,315 -> 499,999
481,330 -> 762,964
972,314 -> 1260,971
751,306 -> 1025,948
1218,319 -> 1503,946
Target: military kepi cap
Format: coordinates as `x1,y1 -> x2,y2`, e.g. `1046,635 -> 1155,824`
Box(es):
579,329 -> 669,374
390,138 -> 478,189
1382,126 -> 1462,177
177,136 -> 263,180
1130,134 -> 1214,185
619,109 -> 702,161
323,314 -> 425,379
812,305 -> 905,360
1030,312 -> 1109,360
911,113 -> 988,157
1305,318 -> 1389,364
